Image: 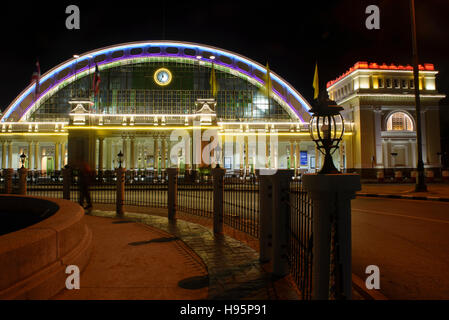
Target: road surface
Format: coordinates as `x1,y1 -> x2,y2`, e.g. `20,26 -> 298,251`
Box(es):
352,197 -> 449,299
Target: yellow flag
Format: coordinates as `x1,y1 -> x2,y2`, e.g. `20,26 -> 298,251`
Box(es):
209,63 -> 218,97
313,63 -> 319,100
261,62 -> 272,98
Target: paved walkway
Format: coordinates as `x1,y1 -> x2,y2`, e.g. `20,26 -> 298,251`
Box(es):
55,210 -> 300,300
357,183 -> 449,201
53,215 -> 208,300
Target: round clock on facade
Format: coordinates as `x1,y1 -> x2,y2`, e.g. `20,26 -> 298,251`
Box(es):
154,68 -> 172,86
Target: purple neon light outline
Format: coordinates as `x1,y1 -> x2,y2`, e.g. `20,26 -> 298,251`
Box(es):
2,41 -> 311,122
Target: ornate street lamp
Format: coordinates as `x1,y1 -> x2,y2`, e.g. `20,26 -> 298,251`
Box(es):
20,152 -> 27,168
309,93 -> 345,174
117,150 -> 124,168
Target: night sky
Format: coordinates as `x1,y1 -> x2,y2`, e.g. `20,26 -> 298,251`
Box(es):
1,0 -> 448,140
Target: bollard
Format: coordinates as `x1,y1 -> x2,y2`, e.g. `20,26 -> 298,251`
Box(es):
18,167 -> 28,195
116,167 -> 125,216
411,170 -> 418,183
3,168 -> 13,194
167,167 -> 178,221
376,170 -> 384,183
258,170 -> 273,263
62,167 -> 72,200
443,169 -> 449,182
394,170 -> 402,183
302,173 -> 361,300
425,169 -> 434,183
212,166 -> 226,234
269,170 -> 293,277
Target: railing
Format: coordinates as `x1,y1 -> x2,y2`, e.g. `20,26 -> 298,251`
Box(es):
223,176 -> 259,238
124,171 -> 167,208
27,171 -> 64,198
286,178 -> 314,300
4,167 -> 358,299
177,175 -> 213,218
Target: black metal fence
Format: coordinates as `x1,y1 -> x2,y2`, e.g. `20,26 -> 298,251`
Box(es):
3,167 -> 316,299
286,178 -> 314,300
177,175 -> 213,217
27,171 -> 64,198
124,171 -> 167,208
223,176 -> 259,238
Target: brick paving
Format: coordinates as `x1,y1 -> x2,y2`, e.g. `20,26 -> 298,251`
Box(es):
89,210 -> 300,300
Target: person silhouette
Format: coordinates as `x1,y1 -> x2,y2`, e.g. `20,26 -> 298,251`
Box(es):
78,161 -> 93,213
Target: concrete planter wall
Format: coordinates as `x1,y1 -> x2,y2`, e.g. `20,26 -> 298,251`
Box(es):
0,195 -> 92,299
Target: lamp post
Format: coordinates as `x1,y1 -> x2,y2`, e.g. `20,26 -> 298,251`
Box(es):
117,150 -> 124,168
20,152 -> 26,168
410,0 -> 427,192
309,93 -> 345,174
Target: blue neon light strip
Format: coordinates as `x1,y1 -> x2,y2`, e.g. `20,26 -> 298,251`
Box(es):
2,41 -> 311,122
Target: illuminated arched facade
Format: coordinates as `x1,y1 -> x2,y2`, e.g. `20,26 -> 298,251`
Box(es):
1,41 -> 352,173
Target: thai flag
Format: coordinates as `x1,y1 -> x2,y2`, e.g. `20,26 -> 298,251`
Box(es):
92,64 -> 101,96
31,60 -> 40,100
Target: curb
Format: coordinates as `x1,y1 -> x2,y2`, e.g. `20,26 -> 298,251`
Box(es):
352,274 -> 388,300
356,193 -> 449,202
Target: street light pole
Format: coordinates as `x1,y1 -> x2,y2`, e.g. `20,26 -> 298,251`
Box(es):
410,0 -> 427,192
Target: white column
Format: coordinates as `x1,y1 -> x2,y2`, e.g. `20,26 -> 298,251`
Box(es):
1,141 -> 5,169
130,136 -> 135,170
61,142 -> 66,167
154,136 -> 159,170
28,141 -> 33,170
8,141 -> 13,169
34,142 -> 39,170
122,137 -> 127,168
98,137 -> 104,171
106,139 -> 112,170
420,110 -> 428,165
411,139 -> 417,168
295,141 -> 300,174
55,142 -> 60,170
162,137 -> 167,170
382,139 -> 388,168
374,108 -> 383,167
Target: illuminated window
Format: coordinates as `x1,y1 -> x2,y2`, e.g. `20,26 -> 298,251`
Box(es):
394,79 -> 400,88
402,79 -> 407,88
378,78 -> 384,88
386,112 -> 414,131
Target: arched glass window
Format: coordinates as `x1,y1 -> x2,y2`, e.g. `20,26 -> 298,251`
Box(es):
386,112 -> 414,131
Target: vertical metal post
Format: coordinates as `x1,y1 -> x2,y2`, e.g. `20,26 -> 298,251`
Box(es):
18,167 -> 28,195
116,167 -> 125,216
212,166 -> 226,234
258,170 -> 273,262
167,167 -> 178,220
269,170 -> 293,276
410,0 -> 427,192
62,166 -> 72,200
